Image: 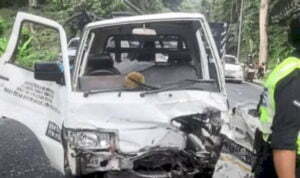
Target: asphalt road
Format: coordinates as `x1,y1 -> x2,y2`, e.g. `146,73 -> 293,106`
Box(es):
226,82 -> 263,107
0,82 -> 262,178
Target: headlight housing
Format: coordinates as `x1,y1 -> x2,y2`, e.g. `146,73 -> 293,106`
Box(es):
63,128 -> 118,150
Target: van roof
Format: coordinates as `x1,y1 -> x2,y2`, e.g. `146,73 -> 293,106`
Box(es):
86,13 -> 205,30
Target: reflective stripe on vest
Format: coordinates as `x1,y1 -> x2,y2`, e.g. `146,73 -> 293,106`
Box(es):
259,57 -> 300,152
297,135 -> 300,155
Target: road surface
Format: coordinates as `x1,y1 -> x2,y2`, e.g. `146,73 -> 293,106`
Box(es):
226,82 -> 263,107
0,82 -> 262,178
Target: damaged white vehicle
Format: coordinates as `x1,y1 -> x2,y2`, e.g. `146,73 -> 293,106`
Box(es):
0,12 -> 255,178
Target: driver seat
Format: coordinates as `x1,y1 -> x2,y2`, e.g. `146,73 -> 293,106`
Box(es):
86,54 -> 120,75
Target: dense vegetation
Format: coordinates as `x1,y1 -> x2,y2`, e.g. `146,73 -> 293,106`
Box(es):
211,0 -> 294,68
0,0 -> 294,69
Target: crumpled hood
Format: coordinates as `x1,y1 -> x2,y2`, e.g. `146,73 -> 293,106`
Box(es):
64,90 -> 228,153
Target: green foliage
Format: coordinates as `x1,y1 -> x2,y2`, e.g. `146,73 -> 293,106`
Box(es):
46,0 -> 127,16
0,0 -> 292,70
88,0 -> 127,16
0,37 -> 8,56
241,0 -> 260,62
212,0 -> 293,70
0,18 -> 5,36
162,0 -> 183,11
13,27 -> 35,67
268,24 -> 294,69
211,0 -> 237,22
0,17 -> 9,56
0,0 -> 128,68
16,48 -> 58,68
0,0 -> 27,8
210,0 -> 243,56
14,24 -> 61,68
241,0 -> 294,69
128,0 -> 166,13
179,0 -> 211,15
0,16 -> 10,36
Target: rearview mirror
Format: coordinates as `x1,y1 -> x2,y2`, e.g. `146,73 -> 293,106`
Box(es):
132,28 -> 157,36
34,62 -> 64,85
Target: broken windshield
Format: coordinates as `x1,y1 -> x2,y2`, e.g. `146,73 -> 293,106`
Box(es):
77,20 -> 220,93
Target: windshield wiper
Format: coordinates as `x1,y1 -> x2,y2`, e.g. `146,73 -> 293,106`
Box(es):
84,79 -> 214,97
83,80 -> 159,98
140,79 -> 216,97
83,88 -> 130,97
178,79 -> 216,84
127,77 -> 159,90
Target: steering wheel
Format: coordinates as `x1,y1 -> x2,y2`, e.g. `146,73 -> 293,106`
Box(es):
88,69 -> 120,76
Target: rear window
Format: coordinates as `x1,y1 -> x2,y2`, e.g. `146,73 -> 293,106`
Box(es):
106,35 -> 187,51
103,35 -> 190,68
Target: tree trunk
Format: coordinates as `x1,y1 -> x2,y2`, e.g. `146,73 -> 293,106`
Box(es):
28,0 -> 38,8
60,0 -> 64,9
259,0 -> 269,68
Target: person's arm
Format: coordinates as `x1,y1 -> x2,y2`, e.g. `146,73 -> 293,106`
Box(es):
271,74 -> 300,178
273,150 -> 296,178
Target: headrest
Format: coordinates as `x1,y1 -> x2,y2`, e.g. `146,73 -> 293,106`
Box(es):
169,52 -> 192,64
88,54 -> 114,69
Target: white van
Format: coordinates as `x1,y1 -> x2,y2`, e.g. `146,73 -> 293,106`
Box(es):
0,12 -> 239,178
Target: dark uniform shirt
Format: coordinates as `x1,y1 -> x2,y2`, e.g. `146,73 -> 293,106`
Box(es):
271,68 -> 300,150
256,55 -> 300,178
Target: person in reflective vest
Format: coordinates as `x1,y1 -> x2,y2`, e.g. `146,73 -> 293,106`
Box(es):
257,17 -> 300,178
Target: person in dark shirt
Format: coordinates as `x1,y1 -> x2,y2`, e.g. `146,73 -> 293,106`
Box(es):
272,70 -> 300,151
256,18 -> 300,178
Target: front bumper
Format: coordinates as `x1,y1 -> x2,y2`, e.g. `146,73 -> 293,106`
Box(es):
64,146 -> 200,177
63,134 -> 134,176
62,109 -> 226,177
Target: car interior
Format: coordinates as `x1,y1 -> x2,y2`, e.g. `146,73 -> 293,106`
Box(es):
78,21 -> 219,92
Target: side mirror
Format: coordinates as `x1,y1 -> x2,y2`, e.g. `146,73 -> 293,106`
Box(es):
34,62 -> 64,85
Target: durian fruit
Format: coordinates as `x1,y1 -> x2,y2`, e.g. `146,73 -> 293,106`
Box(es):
123,72 -> 145,89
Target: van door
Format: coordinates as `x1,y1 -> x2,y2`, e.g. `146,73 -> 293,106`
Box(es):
0,12 -> 71,174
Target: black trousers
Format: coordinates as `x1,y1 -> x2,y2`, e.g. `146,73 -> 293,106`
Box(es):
255,150 -> 277,178
253,130 -> 277,178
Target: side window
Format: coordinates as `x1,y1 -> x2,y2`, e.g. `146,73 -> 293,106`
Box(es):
11,21 -> 61,70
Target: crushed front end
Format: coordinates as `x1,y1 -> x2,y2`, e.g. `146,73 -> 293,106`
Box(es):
62,108 -> 226,178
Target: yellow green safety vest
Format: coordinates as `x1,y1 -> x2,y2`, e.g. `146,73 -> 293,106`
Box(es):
259,57 -> 300,154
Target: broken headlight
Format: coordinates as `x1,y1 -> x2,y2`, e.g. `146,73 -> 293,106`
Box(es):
171,109 -> 223,168
63,128 -> 117,150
